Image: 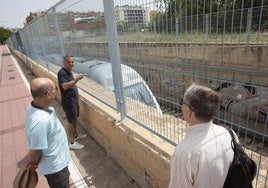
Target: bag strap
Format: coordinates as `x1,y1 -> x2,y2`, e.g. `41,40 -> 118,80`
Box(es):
225,126 -> 238,150
224,126 -> 256,182
225,127 -> 235,141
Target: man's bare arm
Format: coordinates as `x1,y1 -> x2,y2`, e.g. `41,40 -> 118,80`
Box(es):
61,73 -> 86,90
26,150 -> 41,170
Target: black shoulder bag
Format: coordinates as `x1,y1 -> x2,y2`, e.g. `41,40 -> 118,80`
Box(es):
223,127 -> 257,188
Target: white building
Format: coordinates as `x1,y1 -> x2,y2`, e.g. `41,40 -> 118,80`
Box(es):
115,5 -> 150,24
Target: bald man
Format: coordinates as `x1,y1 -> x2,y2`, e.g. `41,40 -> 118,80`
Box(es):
25,78 -> 71,188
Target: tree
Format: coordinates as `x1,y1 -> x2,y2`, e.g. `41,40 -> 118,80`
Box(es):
152,0 -> 268,33
0,27 -> 13,44
161,0 -> 267,17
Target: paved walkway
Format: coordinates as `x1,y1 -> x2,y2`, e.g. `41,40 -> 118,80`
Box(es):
0,45 -> 139,188
0,45 -> 49,187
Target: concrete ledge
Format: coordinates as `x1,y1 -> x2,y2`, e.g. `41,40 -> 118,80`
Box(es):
10,48 -> 175,188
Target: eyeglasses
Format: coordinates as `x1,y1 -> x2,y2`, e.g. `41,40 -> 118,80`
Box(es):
45,86 -> 58,95
182,101 -> 195,112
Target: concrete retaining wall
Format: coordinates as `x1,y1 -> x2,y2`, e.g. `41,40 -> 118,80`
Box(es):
65,42 -> 267,86
11,48 -> 175,188
64,42 -> 268,105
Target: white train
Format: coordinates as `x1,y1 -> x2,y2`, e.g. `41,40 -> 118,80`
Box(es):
43,54 -> 162,113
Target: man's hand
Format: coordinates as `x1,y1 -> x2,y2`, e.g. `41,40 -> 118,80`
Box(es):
74,73 -> 87,82
26,150 -> 41,170
61,73 -> 87,90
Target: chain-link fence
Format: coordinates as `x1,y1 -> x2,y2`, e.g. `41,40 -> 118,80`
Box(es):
6,0 -> 268,187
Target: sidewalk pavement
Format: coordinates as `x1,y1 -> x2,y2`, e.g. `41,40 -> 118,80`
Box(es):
0,45 -> 139,188
0,45 -> 49,187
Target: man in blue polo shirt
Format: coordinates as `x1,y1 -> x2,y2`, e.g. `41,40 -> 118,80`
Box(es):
58,55 -> 87,150
25,78 -> 71,187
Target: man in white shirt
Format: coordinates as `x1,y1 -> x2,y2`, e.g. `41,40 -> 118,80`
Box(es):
169,84 -> 236,188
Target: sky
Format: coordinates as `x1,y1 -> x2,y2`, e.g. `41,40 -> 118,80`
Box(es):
0,0 -> 61,28
0,0 -> 150,29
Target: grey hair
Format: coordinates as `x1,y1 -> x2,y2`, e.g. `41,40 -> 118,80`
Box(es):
183,84 -> 220,122
64,55 -> 73,61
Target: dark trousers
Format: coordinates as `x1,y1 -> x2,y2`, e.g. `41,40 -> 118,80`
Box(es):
44,166 -> 70,188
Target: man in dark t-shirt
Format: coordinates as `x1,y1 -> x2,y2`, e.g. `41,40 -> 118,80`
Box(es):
58,55 -> 87,150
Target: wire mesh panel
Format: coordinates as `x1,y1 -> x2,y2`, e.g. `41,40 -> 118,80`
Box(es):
8,0 -> 268,187
113,1 -> 268,187
13,0 -> 122,110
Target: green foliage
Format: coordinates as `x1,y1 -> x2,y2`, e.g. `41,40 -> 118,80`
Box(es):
117,21 -> 136,33
0,27 -> 13,44
152,0 -> 268,34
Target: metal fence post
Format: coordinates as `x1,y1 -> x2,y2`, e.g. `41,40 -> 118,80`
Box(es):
175,17 -> 179,57
51,7 -> 65,56
175,18 -> 179,39
205,14 -> 209,39
103,0 -> 126,121
29,25 -> 38,62
36,22 -> 50,71
247,8 -> 252,40
153,20 -> 156,41
24,27 -> 34,58
135,23 -> 140,41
